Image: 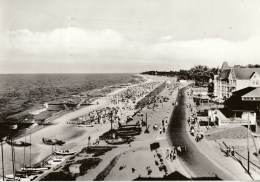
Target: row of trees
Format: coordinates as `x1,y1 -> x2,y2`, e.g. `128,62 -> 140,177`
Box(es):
142,65 -> 219,86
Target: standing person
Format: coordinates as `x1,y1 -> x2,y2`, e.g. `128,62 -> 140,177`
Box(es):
184,146 -> 188,154
200,130 -> 204,140
88,136 -> 91,147
169,150 -> 173,161
165,149 -> 170,159
159,127 -> 162,134
191,128 -> 195,136
187,117 -> 190,126
177,146 -> 181,155
195,134 -> 200,142
231,146 -> 235,156
181,145 -> 185,155
226,147 -> 230,157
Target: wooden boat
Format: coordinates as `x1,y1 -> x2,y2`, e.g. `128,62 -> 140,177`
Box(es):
16,169 -> 44,175
104,137 -> 129,145
54,150 -> 76,155
5,174 -> 20,181
117,129 -> 141,136
6,140 -> 31,147
117,124 -> 142,136
119,124 -> 142,129
46,158 -> 64,165
20,167 -> 49,171
42,137 -> 65,145
77,124 -> 94,127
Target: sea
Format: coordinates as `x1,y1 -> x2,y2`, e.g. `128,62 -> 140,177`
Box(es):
0,73 -> 141,138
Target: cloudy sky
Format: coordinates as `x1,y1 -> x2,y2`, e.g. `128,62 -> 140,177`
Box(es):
1,0 -> 260,73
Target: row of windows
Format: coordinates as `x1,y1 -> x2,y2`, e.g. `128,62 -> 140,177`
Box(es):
243,97 -> 260,100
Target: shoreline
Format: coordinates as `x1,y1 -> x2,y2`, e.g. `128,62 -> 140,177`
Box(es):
0,74 -> 150,176
4,74 -> 147,140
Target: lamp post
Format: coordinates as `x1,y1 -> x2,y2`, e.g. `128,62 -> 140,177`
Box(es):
9,125 -> 18,180
144,112 -> 149,133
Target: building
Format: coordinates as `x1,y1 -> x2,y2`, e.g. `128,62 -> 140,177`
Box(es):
214,62 -> 260,100
224,87 -> 260,132
191,87 -> 208,97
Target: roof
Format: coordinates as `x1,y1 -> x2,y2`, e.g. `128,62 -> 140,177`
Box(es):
242,87 -> 260,98
219,69 -> 231,80
234,68 -> 260,80
221,62 -> 229,70
232,87 -> 256,97
200,95 -> 210,100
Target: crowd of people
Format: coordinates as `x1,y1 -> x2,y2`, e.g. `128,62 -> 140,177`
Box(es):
165,145 -> 188,161
187,114 -> 204,142
72,81 -> 164,127
226,146 -> 235,157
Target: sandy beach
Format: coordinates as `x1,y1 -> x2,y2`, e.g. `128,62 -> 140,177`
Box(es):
0,75 -> 149,177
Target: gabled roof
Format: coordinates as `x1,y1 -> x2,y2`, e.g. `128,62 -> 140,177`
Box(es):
232,87 -> 256,97
234,68 -> 260,80
242,87 -> 260,98
219,69 -> 231,80
221,62 -> 229,70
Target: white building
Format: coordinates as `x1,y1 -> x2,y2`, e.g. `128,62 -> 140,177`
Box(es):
214,62 -> 260,100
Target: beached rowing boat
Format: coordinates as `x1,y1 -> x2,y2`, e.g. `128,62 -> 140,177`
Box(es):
20,167 -> 49,171
42,137 -> 65,145
104,137 -> 129,145
6,140 -> 31,147
77,124 -> 94,127
116,129 -> 141,136
116,124 -> 142,136
54,150 -> 76,155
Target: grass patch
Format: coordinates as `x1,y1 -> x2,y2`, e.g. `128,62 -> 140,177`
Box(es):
135,82 -> 166,109
205,126 -> 248,140
94,154 -> 121,181
40,171 -> 76,181
41,158 -> 102,181
63,158 -> 102,174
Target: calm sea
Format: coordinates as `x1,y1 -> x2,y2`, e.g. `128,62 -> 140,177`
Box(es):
0,73 -> 138,137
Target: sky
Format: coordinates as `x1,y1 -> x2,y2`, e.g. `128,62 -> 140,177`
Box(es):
1,0 -> 260,73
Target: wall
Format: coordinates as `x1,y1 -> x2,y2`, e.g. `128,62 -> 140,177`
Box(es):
236,80 -> 251,91
241,112 -> 256,125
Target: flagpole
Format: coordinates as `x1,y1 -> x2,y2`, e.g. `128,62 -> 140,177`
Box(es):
1,138 -> 5,181
247,113 -> 250,174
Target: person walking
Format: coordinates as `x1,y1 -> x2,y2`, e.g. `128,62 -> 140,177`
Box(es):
191,128 -> 195,136
195,134 -> 200,142
200,130 -> 204,140
169,150 -> 173,161
165,149 -> 170,159
226,147 -> 230,157
231,146 -> 235,156
173,146 -> 177,155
